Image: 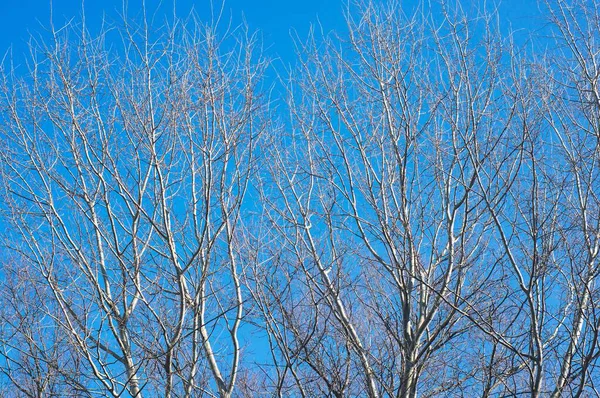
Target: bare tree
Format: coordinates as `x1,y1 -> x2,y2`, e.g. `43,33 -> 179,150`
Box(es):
250,2 -> 517,397
543,0 -> 600,395
0,5 -> 268,397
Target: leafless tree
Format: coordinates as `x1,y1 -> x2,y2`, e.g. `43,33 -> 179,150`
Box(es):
250,2 -> 515,397
0,5 -> 268,396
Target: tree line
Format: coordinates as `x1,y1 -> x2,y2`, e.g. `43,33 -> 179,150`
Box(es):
0,0 -> 599,396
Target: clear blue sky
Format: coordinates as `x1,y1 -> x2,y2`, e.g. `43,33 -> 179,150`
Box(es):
0,0 -> 545,66
0,0 -> 345,64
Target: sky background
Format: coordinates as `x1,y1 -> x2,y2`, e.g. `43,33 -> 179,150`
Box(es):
0,0 -> 546,68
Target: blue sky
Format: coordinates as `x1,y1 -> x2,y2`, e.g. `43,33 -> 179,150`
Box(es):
0,0 -> 345,64
1,0 -> 545,67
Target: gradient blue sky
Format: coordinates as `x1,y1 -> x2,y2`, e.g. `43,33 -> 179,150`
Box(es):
1,0 -> 545,66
